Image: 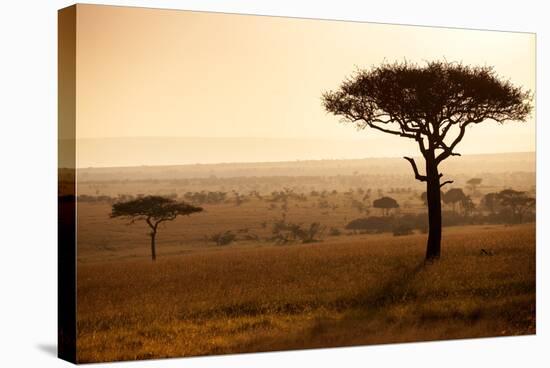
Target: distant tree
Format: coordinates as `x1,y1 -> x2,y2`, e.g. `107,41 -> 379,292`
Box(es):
345,216 -> 393,233
461,195 -> 476,217
323,61 -> 532,260
111,196 -> 203,261
351,198 -> 369,214
393,223 -> 414,236
328,226 -> 342,236
233,191 -> 246,206
443,188 -> 467,213
298,222 -> 326,243
373,196 -> 399,216
466,178 -> 483,195
497,189 -> 535,223
209,230 -> 237,246
271,218 -> 326,244
481,192 -> 500,214
249,190 -> 263,200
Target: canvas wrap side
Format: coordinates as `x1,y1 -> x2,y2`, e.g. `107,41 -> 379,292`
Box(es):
58,4 -> 77,364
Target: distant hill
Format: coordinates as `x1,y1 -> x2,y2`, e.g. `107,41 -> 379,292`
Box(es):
67,136 -> 535,169
68,136 -> 416,169
76,151 -> 535,182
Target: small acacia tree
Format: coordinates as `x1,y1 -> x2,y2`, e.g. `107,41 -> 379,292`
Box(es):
111,195 -> 203,261
443,188 -> 467,213
497,189 -> 535,224
373,196 -> 399,216
323,61 -> 532,260
466,178 -> 483,195
482,192 -> 500,214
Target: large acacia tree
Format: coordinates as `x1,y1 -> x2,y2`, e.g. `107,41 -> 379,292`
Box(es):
323,61 -> 532,260
111,196 -> 203,261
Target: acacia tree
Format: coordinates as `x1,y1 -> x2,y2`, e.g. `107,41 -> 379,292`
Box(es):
466,178 -> 483,195
111,196 -> 203,261
497,189 -> 535,224
323,61 -> 532,260
461,195 -> 476,218
443,188 -> 467,213
482,192 -> 500,214
373,196 -> 399,216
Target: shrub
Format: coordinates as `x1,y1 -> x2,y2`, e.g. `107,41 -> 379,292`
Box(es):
300,222 -> 326,243
328,227 -> 342,236
271,218 -> 325,244
392,224 -> 414,236
209,231 -> 237,246
345,216 -> 393,233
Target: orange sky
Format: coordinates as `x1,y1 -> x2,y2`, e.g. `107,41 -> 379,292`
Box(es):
72,4 -> 535,166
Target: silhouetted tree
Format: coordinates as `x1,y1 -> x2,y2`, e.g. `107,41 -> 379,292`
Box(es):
209,230 -> 237,246
461,195 -> 476,217
421,190 -> 444,207
466,178 -> 483,195
481,192 -> 500,214
497,189 -> 535,223
111,196 -> 203,261
420,191 -> 428,207
373,196 -> 399,216
443,188 -> 467,213
323,61 -> 532,260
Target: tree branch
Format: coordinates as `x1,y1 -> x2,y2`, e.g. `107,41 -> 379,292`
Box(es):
436,122 -> 470,164
403,157 -> 427,182
415,133 -> 428,157
155,214 -> 178,228
145,216 -> 154,230
440,180 -> 454,188
362,119 -> 417,139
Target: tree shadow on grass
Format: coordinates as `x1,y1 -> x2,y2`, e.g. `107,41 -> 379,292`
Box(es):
296,260 -> 429,347
234,260 -> 429,353
354,261 -> 427,310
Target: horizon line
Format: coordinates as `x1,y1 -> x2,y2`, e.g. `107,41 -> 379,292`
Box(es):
68,150 -> 536,171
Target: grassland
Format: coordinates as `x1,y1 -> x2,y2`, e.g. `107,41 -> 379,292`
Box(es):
76,222 -> 535,363
73,155 -> 536,363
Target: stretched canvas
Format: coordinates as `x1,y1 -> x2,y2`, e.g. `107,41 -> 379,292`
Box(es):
58,4 -> 536,364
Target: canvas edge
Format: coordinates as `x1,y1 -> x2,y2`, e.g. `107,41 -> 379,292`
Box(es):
58,4 -> 78,364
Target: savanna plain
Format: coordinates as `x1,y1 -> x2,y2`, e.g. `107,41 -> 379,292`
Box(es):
70,153 -> 536,362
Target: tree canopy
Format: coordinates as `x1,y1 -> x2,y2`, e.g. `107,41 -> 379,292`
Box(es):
497,189 -> 535,223
322,61 -> 532,176
467,178 -> 482,186
373,196 -> 399,209
111,195 -> 203,224
443,188 -> 467,205
373,196 -> 399,216
111,196 -> 203,261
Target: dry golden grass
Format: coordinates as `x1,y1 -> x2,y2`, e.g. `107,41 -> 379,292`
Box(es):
76,199 -> 413,262
76,221 -> 535,363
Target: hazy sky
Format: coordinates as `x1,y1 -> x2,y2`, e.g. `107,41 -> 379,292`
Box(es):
73,5 -> 535,166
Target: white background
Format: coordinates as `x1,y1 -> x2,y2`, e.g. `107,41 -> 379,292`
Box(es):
0,0 -> 547,366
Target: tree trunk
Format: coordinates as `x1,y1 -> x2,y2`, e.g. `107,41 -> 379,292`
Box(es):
425,154 -> 442,260
150,230 -> 157,261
